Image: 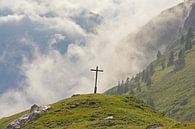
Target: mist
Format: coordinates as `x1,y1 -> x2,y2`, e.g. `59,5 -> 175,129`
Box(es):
0,0 -> 183,118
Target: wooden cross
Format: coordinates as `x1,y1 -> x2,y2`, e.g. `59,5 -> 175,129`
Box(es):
90,66 -> 103,94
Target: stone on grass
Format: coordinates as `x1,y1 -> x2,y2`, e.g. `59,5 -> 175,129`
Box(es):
5,105 -> 51,129
145,123 -> 164,129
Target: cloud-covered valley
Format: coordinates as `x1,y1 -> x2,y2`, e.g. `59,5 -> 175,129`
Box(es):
0,0 -> 183,118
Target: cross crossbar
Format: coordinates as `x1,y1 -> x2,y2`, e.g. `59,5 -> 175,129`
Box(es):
90,69 -> 104,72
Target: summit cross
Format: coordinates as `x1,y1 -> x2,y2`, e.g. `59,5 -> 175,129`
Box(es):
90,66 -> 103,94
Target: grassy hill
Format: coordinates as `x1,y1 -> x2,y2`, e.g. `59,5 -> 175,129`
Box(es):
0,94 -> 187,129
105,36 -> 195,122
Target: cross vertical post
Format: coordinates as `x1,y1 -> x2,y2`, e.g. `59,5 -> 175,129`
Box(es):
90,66 -> 103,94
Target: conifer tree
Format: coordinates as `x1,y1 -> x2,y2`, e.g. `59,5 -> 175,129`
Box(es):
135,73 -> 140,82
186,28 -> 193,42
124,77 -> 130,93
125,77 -> 130,86
175,49 -> 185,70
185,40 -> 192,51
131,77 -> 135,81
117,86 -> 122,94
157,50 -> 162,59
146,69 -> 151,83
146,78 -> 152,86
161,60 -> 165,70
143,70 -> 148,83
167,51 -> 174,67
137,81 -> 141,92
147,96 -> 155,107
180,35 -> 185,45
178,49 -> 185,59
149,64 -> 154,76
141,70 -> 146,82
121,80 -> 124,87
129,85 -> 134,95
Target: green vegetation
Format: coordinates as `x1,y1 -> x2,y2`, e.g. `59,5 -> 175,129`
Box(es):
1,94 -> 195,129
0,94 -> 178,129
167,51 -> 174,67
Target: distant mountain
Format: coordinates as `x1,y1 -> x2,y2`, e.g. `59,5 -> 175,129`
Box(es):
132,0 -> 195,62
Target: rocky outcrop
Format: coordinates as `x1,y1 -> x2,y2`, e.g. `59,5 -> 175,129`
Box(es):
71,94 -> 81,98
145,123 -> 164,129
69,100 -> 97,108
5,105 -> 51,129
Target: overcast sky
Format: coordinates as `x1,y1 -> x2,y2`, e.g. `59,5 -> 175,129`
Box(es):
0,0 -> 183,118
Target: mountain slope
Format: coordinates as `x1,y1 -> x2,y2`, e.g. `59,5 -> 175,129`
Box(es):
0,94 -> 179,129
142,45 -> 195,122
105,0 -> 195,122
132,0 -> 194,62
106,35 -> 195,122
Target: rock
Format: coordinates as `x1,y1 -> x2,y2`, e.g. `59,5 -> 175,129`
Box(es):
5,105 -> 51,129
28,112 -> 40,121
80,100 -> 96,105
104,116 -> 114,120
69,100 -> 97,109
69,102 -> 80,108
5,114 -> 30,129
30,104 -> 39,112
71,94 -> 80,98
145,123 -> 164,129
38,105 -> 51,113
69,104 -> 78,108
87,101 -> 96,105
80,100 -> 87,104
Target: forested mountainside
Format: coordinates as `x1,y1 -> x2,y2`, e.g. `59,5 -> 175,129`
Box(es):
106,27 -> 195,122
105,0 -> 195,122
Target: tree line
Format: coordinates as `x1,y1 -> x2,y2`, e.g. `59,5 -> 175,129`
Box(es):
115,28 -> 194,107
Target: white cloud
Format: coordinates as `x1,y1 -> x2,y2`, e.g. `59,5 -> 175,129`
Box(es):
0,14 -> 24,23
0,0 -> 183,118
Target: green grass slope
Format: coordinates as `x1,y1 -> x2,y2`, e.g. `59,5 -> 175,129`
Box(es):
0,94 -> 178,129
105,45 -> 195,122
146,46 -> 195,122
